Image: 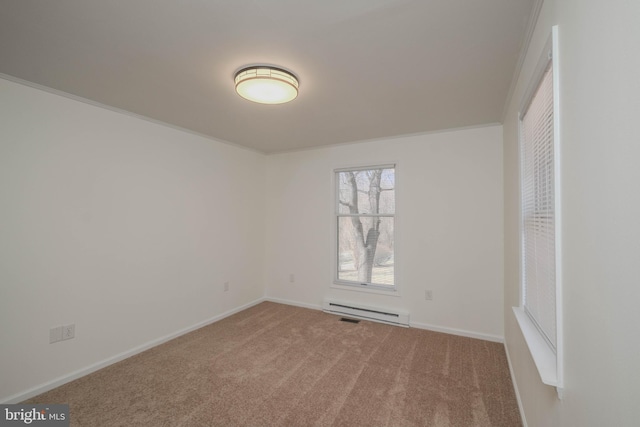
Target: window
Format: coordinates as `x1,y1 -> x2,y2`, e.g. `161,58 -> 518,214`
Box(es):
335,165 -> 395,291
513,26 -> 563,392
522,62 -> 556,349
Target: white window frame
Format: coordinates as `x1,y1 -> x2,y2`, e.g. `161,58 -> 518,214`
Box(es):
332,163 -> 398,295
513,26 -> 563,395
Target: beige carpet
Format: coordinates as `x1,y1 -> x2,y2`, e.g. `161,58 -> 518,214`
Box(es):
26,302 -> 522,426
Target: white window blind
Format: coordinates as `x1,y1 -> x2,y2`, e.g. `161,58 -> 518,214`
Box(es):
520,64 -> 556,349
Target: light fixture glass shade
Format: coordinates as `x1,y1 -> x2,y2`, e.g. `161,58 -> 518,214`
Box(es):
234,66 -> 299,104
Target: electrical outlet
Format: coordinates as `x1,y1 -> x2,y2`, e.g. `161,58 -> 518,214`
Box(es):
62,324 -> 75,340
224,281 -> 229,292
425,290 -> 433,301
49,326 -> 63,344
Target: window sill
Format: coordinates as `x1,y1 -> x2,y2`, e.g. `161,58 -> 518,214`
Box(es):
512,307 -> 560,387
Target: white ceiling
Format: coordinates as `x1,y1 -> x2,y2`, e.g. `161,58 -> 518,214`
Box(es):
0,0 -> 534,153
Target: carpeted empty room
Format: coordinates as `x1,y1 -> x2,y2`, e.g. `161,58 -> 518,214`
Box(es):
26,302 -> 521,426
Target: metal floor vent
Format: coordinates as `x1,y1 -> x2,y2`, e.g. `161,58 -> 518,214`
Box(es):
340,317 -> 360,324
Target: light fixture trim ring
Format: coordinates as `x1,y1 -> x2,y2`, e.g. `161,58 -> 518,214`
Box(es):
234,65 -> 299,104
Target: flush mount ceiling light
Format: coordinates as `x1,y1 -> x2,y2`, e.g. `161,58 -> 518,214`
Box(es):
234,66 -> 299,104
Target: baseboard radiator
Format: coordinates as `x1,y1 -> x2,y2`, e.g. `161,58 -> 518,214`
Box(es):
322,299 -> 409,327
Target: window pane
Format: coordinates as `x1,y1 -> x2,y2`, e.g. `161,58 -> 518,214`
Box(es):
337,216 -> 394,286
337,168 -> 395,214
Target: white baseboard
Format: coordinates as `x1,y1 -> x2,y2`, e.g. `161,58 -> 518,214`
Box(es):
409,321 -> 504,343
504,341 -> 528,427
265,296 -> 503,342
264,296 -> 322,311
265,297 -> 503,343
1,298 -> 265,404
3,296 -> 507,404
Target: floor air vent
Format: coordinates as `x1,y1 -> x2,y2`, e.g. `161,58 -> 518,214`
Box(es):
323,299 -> 409,327
340,317 -> 360,324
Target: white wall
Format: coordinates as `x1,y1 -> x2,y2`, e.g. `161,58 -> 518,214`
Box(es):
0,78 -> 266,402
503,0 -> 640,425
265,126 -> 504,340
